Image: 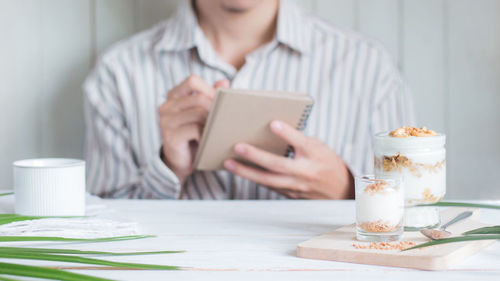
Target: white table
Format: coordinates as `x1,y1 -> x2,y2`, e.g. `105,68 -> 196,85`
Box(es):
3,200 -> 500,280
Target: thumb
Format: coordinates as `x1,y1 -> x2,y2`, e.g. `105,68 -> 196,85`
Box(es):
214,79 -> 230,89
270,120 -> 309,152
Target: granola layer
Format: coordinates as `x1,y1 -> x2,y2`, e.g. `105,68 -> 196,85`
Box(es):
358,220 -> 401,233
374,154 -> 446,176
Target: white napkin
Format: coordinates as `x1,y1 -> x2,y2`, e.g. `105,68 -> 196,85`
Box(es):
0,218 -> 141,238
0,192 -> 142,238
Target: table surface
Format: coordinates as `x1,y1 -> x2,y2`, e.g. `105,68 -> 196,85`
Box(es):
2,200 -> 500,280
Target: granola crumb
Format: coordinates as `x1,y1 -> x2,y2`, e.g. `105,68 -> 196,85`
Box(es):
352,241 -> 417,251
389,126 -> 438,138
364,181 -> 388,194
420,160 -> 446,174
422,188 -> 440,203
358,220 -> 400,233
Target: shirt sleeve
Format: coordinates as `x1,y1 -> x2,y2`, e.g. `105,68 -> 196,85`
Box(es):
83,58 -> 181,199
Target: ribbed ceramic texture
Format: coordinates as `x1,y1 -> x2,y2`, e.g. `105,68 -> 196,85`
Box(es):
14,162 -> 85,216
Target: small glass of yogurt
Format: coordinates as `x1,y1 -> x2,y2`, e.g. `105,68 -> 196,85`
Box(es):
355,175 -> 404,242
374,126 -> 446,230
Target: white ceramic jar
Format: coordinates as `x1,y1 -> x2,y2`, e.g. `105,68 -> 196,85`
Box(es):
13,158 -> 86,216
374,130 -> 446,230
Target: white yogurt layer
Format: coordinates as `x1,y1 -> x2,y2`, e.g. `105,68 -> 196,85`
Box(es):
374,132 -> 446,206
356,187 -> 404,226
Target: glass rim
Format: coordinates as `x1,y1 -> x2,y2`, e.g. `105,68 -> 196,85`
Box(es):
355,175 -> 401,185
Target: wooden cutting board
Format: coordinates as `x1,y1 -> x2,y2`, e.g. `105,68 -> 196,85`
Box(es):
297,208 -> 496,270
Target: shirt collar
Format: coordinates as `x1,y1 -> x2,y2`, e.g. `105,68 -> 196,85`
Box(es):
276,0 -> 310,54
155,0 -> 310,54
154,0 -> 200,52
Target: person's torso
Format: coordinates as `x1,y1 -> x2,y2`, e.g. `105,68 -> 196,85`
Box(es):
103,5 -> 385,199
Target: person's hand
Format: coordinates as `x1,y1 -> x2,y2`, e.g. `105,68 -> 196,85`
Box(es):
159,75 -> 229,184
223,120 -> 354,199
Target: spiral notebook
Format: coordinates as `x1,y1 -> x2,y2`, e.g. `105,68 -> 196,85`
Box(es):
194,88 -> 314,170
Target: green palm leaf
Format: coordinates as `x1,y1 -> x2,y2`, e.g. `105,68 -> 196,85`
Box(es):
463,226 -> 500,235
0,251 -> 180,270
402,234 -> 500,251
0,275 -> 22,281
0,246 -> 183,256
0,214 -> 86,225
0,214 -> 49,225
0,262 -> 113,281
416,202 -> 500,209
0,198 -> 186,279
0,235 -> 154,243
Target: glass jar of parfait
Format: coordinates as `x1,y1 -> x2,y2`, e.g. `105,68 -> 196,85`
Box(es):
374,126 -> 446,230
355,176 -> 404,242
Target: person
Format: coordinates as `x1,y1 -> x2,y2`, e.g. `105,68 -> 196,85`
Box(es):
83,0 -> 415,200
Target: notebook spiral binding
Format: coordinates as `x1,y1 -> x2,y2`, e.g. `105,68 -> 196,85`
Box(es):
285,104 -> 313,158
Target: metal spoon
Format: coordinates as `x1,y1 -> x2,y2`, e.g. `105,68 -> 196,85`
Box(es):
420,211 -> 473,240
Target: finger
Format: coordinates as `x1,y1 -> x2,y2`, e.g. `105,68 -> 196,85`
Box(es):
161,107 -> 209,129
224,159 -> 302,191
159,93 -> 212,115
270,120 -> 309,151
214,79 -> 230,89
233,143 -> 300,175
283,190 -> 301,199
263,187 -> 300,199
263,185 -> 303,199
168,74 -> 215,100
163,123 -> 202,145
176,94 -> 212,111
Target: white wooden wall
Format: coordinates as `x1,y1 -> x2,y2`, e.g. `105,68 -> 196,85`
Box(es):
1,0 -> 499,199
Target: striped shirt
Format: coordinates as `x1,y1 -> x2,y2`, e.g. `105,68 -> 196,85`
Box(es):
83,0 -> 415,200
